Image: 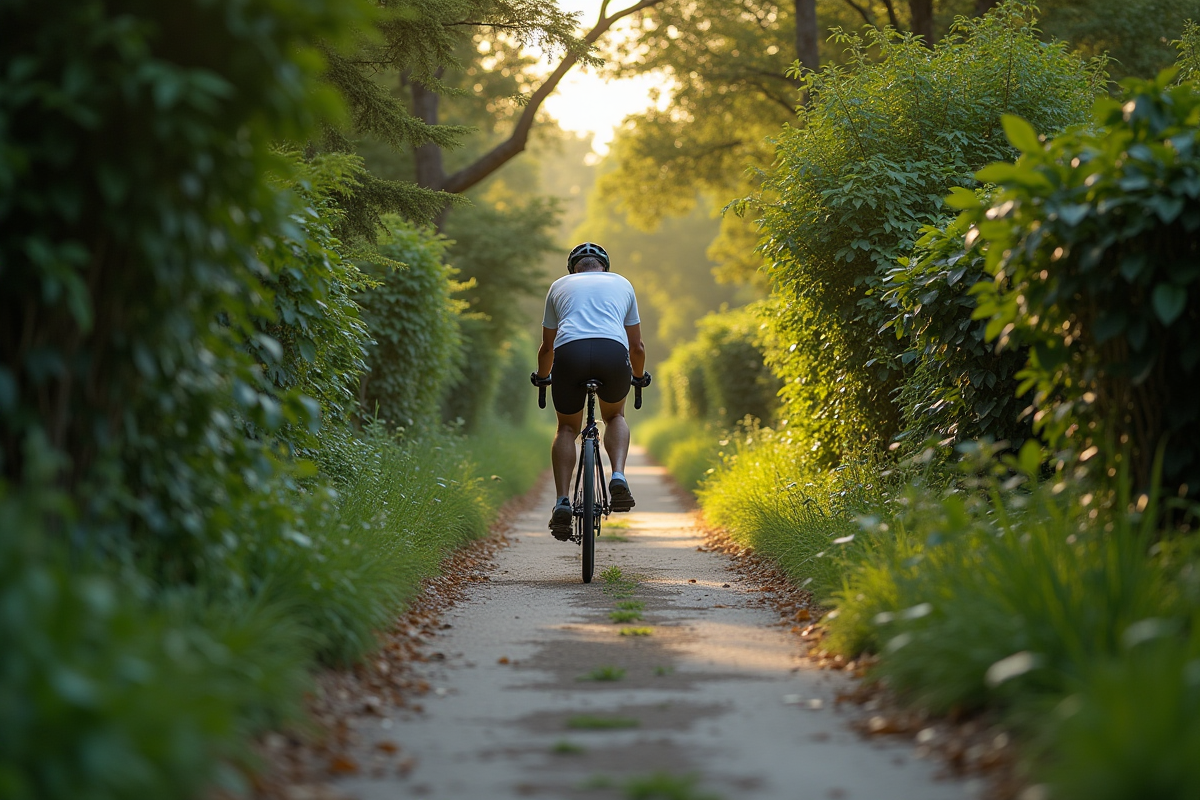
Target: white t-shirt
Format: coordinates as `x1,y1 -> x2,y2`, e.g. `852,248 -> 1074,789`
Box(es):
542,271 -> 640,350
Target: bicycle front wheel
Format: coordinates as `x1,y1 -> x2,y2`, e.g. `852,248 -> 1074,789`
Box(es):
581,439 -> 597,583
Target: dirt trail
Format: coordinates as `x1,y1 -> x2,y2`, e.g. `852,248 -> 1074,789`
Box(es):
331,446 -> 974,800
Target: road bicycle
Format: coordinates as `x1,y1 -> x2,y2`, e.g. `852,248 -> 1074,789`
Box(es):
533,372 -> 650,583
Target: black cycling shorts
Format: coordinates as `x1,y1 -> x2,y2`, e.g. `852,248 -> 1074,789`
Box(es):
551,337 -> 632,415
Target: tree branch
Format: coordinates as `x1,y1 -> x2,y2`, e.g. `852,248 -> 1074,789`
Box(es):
839,0 -> 876,26
440,0 -> 663,195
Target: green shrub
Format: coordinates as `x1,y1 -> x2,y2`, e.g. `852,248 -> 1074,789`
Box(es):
358,220 -> 463,429
959,74 -> 1200,495
749,1 -> 1102,462
883,205 -> 1032,449
0,488 -> 311,800
0,0 -> 368,569
659,302 -> 780,426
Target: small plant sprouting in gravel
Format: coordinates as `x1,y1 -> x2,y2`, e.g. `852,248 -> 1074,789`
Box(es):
619,627 -> 653,636
567,715 -> 640,730
616,600 -> 645,611
624,772 -> 722,800
609,609 -> 643,623
551,740 -> 586,755
579,665 -> 626,681
654,665 -> 674,676
601,565 -> 638,597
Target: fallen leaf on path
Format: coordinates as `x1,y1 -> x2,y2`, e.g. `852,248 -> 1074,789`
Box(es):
327,756 -> 358,775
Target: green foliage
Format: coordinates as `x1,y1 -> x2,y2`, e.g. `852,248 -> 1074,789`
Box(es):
756,1 -> 1102,462
1043,635 -> 1200,800
257,424 -> 492,665
961,74 -> 1200,493
698,424 -> 884,600
257,153 -> 375,461
358,219 -> 462,429
440,197 -> 559,428
882,206 -> 1031,447
1178,20 -> 1200,85
0,0 -> 371,577
660,303 -> 781,426
638,415 -> 721,494
1038,0 -> 1200,82
0,481 -> 311,800
579,665 -> 626,681
841,457 -> 1171,712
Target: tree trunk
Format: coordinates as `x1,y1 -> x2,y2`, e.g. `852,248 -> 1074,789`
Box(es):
794,0 -> 819,74
974,0 -> 998,14
908,0 -> 934,45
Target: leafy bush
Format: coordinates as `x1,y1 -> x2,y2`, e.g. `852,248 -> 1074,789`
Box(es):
659,302 -> 780,426
883,206 -> 1031,448
357,220 -> 463,429
750,1 -> 1102,462
0,483 -> 311,800
957,74 -> 1200,495
0,0 -> 368,570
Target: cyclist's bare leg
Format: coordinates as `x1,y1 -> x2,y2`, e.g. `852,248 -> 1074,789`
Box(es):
552,410 -> 584,498
598,397 -> 629,476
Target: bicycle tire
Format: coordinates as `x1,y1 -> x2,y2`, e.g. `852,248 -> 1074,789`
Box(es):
581,439 -> 596,583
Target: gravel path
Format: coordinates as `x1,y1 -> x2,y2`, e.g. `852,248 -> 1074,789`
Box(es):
331,446 -> 973,800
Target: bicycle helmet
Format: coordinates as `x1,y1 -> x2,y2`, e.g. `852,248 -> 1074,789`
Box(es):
567,242 -> 610,274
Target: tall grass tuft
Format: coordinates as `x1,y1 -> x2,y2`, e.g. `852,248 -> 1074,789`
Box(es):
699,424 -> 886,600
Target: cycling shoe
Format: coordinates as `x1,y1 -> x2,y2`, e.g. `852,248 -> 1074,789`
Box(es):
609,477 -> 635,512
549,497 -> 573,541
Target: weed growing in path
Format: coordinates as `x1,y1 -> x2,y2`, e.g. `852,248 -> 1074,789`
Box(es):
654,666 -> 674,676
601,565 -> 639,597
579,665 -> 626,681
551,740 -> 586,754
616,600 -> 645,611
567,715 -> 640,730
619,627 -> 653,636
625,772 -> 723,800
605,519 -> 631,530
609,610 -> 643,623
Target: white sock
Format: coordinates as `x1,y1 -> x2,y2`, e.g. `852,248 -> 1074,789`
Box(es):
611,471 -> 625,483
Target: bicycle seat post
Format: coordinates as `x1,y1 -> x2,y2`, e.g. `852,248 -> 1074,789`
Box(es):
584,380 -> 600,427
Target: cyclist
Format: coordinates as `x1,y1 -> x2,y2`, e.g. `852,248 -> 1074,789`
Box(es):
533,242 -> 648,540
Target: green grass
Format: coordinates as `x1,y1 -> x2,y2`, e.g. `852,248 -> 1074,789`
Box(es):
567,715 -> 641,730
654,666 -> 674,676
625,772 -> 722,800
619,627 -> 653,636
605,519 -> 631,530
579,665 -> 626,681
601,565 -> 639,597
609,610 -> 643,623
638,415 -> 721,493
697,425 -> 887,603
616,600 -> 645,610
551,740 -> 587,755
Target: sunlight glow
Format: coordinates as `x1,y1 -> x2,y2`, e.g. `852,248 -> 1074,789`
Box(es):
535,0 -> 670,154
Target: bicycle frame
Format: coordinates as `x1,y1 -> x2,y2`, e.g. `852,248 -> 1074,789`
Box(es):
570,380 -> 610,543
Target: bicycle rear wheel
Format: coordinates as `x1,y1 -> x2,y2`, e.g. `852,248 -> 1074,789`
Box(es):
581,439 -> 597,583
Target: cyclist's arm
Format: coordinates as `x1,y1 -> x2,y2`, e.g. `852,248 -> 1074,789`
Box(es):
536,326 -> 555,378
626,323 -> 646,378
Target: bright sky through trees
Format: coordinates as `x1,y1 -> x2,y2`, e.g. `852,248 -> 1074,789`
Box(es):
540,0 -> 667,154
